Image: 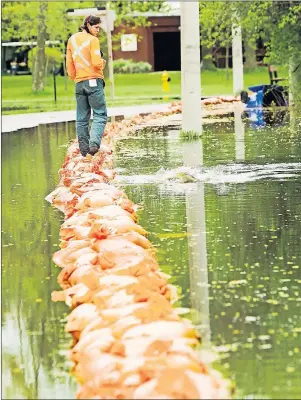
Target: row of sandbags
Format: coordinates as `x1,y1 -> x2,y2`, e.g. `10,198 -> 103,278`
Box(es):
46,112 -> 231,399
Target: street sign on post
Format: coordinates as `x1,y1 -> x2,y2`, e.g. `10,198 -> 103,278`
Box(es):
99,10 -> 116,32
121,34 -> 137,52
67,7 -> 116,101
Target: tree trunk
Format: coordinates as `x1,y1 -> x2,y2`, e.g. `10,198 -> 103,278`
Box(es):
225,43 -> 229,80
63,55 -> 68,91
44,56 -> 49,86
32,1 -> 48,92
201,46 -> 216,70
244,39 -> 257,69
289,51 -> 301,105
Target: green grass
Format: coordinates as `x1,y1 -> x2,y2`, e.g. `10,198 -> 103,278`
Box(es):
1,67 -> 288,115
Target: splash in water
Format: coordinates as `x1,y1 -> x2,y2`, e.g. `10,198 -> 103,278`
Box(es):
115,162 -> 301,187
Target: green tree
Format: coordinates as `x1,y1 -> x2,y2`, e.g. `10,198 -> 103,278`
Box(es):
1,1 -> 94,91
2,0 -> 167,92
32,1 -> 47,91
240,1 -> 301,103
199,1 -> 301,104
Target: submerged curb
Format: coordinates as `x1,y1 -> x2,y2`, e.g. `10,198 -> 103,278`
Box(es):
2,97 -> 240,133
1,103 -> 172,133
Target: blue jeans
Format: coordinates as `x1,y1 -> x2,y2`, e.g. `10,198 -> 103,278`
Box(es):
75,78 -> 107,156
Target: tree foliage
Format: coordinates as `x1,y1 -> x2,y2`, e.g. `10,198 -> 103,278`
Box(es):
200,1 -> 301,59
1,0 -> 167,91
1,1 -> 94,90
199,1 -> 301,102
109,1 -> 169,52
28,46 -> 64,73
199,1 -> 234,48
1,1 -> 89,42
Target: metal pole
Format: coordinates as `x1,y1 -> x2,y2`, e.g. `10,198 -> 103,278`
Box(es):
53,63 -> 57,103
232,23 -> 244,95
106,3 -> 115,101
180,1 -> 202,135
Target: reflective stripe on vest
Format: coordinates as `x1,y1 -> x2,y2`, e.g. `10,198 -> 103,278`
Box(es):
71,36 -> 91,67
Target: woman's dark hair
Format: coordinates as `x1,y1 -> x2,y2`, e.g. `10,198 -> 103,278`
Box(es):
79,15 -> 101,33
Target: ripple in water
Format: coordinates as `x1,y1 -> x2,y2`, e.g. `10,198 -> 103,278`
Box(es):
115,162 -> 301,186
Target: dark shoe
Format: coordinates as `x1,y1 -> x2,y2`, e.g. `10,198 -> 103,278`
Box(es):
88,146 -> 99,156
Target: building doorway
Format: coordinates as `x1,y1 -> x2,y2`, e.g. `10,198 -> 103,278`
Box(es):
153,31 -> 181,72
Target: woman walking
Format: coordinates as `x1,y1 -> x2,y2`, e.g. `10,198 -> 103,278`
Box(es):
66,15 -> 107,156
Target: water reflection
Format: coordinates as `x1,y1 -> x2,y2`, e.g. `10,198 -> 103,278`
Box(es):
182,139 -> 211,344
2,123 -> 77,399
242,107 -> 288,130
114,113 -> 301,399
2,113 -> 301,399
234,108 -> 245,162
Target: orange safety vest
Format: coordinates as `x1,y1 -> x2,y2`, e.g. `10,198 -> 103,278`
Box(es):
66,31 -> 106,83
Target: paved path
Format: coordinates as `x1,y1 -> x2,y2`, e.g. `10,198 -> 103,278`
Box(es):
1,103 -> 172,133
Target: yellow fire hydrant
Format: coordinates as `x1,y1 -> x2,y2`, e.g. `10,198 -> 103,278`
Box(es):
161,70 -> 170,95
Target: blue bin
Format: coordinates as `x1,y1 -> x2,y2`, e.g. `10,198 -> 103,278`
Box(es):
248,84 -> 265,93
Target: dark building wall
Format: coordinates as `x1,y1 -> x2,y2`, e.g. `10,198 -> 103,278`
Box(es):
112,16 -> 180,71
111,15 -> 264,71
112,25 -> 150,65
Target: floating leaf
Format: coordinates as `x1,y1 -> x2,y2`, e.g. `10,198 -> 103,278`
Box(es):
266,299 -> 279,305
228,279 -> 247,287
258,343 -> 272,350
156,232 -> 190,239
245,316 -> 258,323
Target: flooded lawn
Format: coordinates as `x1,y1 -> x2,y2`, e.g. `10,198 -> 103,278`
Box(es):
2,110 -> 301,399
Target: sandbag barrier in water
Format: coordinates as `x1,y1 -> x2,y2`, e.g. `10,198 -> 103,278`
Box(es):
46,102 -> 234,399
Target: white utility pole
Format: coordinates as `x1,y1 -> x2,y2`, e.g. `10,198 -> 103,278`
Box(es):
180,1 -> 202,135
232,23 -> 244,95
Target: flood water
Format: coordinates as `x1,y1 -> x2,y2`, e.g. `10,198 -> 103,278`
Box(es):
2,109 -> 301,399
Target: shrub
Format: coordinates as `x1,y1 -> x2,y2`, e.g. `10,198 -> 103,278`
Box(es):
113,58 -> 152,74
28,46 -> 64,75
